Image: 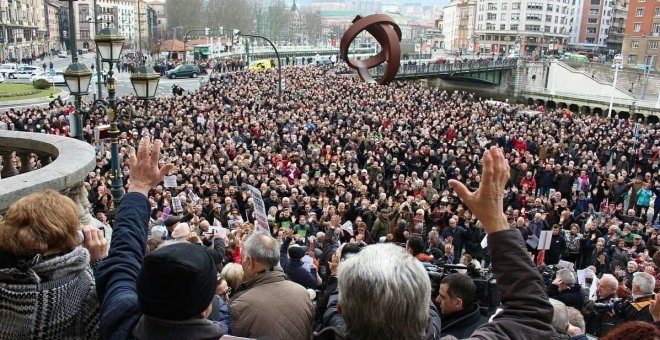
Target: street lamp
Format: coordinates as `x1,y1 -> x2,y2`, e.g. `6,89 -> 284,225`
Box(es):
63,23 -> 160,213
235,30 -> 282,102
130,63 -> 160,99
607,53 -> 623,118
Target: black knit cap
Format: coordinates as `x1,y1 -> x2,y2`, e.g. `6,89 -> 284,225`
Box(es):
288,245 -> 306,260
137,242 -> 218,320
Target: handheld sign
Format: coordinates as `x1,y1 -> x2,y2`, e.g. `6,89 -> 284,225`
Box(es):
248,185 -> 269,232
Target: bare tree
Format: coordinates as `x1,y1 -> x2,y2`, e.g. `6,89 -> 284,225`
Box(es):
165,0 -> 204,34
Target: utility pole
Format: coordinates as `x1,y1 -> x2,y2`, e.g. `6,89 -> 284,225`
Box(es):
640,55 -> 656,100
137,1 -> 142,54
94,0 -> 102,99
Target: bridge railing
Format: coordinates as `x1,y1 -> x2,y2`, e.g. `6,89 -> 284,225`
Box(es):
369,58 -> 519,78
0,130 -> 97,225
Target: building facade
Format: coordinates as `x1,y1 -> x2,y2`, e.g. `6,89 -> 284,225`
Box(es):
0,0 -> 48,62
442,0 -> 477,53
45,0 -> 62,55
474,0 -> 573,57
607,0 -> 628,53
570,0 -> 614,49
621,0 -> 660,67
146,0 -> 165,31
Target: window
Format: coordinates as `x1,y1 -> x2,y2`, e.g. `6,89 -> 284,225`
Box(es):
501,13 -> 507,20
632,40 -> 639,48
488,3 -> 497,10
655,7 -> 660,16
487,13 -> 497,20
511,24 -> 519,30
527,13 -> 542,20
634,23 -> 642,31
636,8 -> 645,16
654,23 -> 660,33
547,4 -> 554,10
587,27 -> 597,33
486,23 -> 496,30
546,15 -> 553,22
650,41 -> 659,49
588,18 -> 598,23
586,37 -> 596,43
589,9 -> 599,14
500,24 -> 506,30
527,2 -> 543,10
628,55 -> 637,64
525,24 -> 542,31
512,2 -> 521,9
511,13 -> 520,20
502,3 -> 508,10
591,0 -> 600,4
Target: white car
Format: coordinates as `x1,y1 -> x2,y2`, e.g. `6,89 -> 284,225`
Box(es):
15,66 -> 40,80
58,51 -> 68,58
0,63 -> 18,79
31,71 -> 66,85
0,73 -> 5,83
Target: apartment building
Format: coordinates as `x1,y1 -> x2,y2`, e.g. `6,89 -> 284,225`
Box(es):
607,0 -> 628,52
473,0 -> 574,56
0,0 -> 48,61
621,0 -> 660,67
569,0 -> 614,49
442,0 -> 477,52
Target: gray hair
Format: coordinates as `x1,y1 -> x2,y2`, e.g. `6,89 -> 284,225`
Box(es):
549,298 -> 569,331
338,244 -> 431,340
599,274 -> 618,290
556,269 -> 576,286
150,225 -> 168,240
242,232 -> 280,268
633,272 -> 656,294
428,230 -> 439,239
566,307 -> 585,334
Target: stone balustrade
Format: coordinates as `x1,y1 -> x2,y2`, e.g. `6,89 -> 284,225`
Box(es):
0,130 -> 97,226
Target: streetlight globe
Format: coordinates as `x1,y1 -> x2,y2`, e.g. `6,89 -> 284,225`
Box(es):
130,64 -> 160,100
63,61 -> 93,96
95,26 -> 125,63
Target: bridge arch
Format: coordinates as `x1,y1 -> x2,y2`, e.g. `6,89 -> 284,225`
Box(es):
526,98 -> 535,106
569,104 -> 580,113
547,101 -> 557,110
557,102 -> 568,109
580,106 -> 592,115
535,99 -> 545,107
593,107 -> 604,116
618,111 -> 630,120
633,113 -> 646,123
648,116 -> 659,125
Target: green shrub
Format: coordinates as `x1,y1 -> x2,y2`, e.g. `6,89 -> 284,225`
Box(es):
32,79 -> 51,90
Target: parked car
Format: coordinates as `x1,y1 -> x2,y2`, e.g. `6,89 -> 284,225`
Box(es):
15,66 -> 40,80
58,51 -> 68,58
31,71 -> 66,85
0,63 -> 19,79
165,64 -> 201,79
635,64 -> 656,72
249,59 -> 274,71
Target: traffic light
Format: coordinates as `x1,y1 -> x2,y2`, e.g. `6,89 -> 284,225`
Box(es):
204,27 -> 210,36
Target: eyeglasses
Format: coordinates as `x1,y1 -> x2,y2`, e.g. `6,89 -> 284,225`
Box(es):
218,286 -> 232,297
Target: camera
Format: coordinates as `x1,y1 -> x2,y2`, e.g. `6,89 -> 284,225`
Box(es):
594,298 -> 624,312
426,263 -> 499,316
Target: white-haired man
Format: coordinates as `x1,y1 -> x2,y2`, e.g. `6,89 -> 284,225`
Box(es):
614,271 -> 655,323
314,147 -> 555,339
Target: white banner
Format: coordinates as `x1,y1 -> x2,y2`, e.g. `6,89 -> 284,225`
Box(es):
248,185 -> 269,232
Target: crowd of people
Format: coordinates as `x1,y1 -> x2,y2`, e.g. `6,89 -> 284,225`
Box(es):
1,61 -> 660,339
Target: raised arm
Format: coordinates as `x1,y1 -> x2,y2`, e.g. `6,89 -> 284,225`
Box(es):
447,147 -> 554,339
95,137 -> 174,340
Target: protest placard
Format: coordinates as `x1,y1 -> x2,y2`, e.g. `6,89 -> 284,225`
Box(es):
164,175 -> 177,188
248,185 -> 269,232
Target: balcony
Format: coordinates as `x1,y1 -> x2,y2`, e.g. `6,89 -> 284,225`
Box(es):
0,131 -> 96,224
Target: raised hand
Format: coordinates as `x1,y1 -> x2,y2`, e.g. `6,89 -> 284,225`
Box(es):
82,226 -> 108,262
127,136 -> 175,197
448,147 -> 510,234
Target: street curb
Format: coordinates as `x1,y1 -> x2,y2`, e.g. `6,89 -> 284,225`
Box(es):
0,90 -> 70,109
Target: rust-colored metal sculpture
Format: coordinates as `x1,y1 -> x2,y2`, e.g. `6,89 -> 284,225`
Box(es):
340,14 -> 402,85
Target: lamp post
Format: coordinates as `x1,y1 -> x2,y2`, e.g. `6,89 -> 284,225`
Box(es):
608,53 -> 623,118
236,30 -> 282,102
64,24 -> 160,209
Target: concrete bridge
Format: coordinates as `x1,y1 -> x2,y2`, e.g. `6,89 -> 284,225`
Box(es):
370,59 -> 518,85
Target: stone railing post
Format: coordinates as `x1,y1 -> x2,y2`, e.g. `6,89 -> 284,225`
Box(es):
63,181 -> 94,227
17,151 -> 33,174
0,150 -> 18,178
